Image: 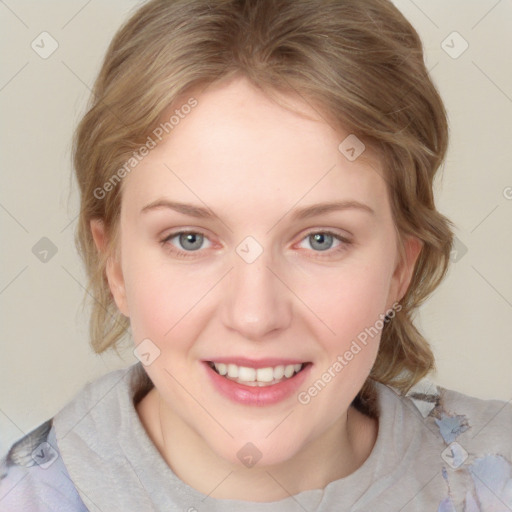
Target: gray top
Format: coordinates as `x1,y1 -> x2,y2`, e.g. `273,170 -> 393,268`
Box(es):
1,362 -> 511,511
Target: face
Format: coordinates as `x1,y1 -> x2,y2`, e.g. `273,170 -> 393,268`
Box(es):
96,75 -> 418,468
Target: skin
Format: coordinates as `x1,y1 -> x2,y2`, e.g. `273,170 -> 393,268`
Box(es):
91,74 -> 421,502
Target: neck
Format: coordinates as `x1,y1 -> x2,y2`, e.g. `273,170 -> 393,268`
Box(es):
136,388 -> 378,502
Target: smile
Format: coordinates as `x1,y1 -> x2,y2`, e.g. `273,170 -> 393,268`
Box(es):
208,361 -> 305,387
204,359 -> 312,406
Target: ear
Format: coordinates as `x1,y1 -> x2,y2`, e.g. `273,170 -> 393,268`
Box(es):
90,219 -> 130,317
388,235 -> 423,306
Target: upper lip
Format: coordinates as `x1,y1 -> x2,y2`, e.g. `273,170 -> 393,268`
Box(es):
204,358 -> 310,369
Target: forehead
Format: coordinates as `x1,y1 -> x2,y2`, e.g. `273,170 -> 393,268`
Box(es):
121,76 -> 389,219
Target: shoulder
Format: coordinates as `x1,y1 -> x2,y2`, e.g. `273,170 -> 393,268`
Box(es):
403,379 -> 511,454
0,364 -> 152,512
0,419 -> 88,511
394,378 -> 512,455
382,379 -> 512,509
51,363 -> 152,448
435,385 -> 512,447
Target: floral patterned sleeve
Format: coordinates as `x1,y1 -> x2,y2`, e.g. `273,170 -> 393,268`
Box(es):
0,419 -> 88,512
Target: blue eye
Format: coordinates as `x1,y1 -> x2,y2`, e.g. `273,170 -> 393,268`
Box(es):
163,231 -> 211,255
161,229 -> 351,260
308,233 -> 335,251
298,231 -> 349,254
176,232 -> 205,251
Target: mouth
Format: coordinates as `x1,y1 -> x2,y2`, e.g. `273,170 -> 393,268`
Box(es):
206,361 -> 310,387
203,359 -> 312,406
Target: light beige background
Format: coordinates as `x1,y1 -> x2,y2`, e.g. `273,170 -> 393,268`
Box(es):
1,0 -> 511,455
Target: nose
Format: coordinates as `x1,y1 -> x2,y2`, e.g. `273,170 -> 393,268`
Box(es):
220,250 -> 292,341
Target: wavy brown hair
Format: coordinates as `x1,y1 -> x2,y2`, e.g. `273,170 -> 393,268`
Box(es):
73,0 -> 453,408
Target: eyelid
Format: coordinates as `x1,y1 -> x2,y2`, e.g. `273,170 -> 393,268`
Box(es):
299,227 -> 352,240
162,229 -> 214,247
293,228 -> 352,254
161,227 -> 353,260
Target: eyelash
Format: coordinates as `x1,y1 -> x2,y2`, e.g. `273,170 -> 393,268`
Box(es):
160,229 -> 352,260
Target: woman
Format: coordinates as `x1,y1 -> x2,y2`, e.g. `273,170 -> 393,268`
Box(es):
1,1 -> 510,510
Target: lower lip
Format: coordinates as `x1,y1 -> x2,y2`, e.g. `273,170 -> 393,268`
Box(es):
203,362 -> 311,406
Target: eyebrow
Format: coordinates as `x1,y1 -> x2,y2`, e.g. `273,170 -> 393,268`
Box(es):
140,199 -> 375,220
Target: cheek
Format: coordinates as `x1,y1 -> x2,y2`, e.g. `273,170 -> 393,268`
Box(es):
121,244 -> 217,346
122,227 -> 397,355
293,258 -> 394,423
296,252 -> 395,345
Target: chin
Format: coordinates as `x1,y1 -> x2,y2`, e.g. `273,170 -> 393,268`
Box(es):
206,428 -> 307,470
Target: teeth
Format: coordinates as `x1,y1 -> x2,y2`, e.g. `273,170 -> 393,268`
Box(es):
227,364 -> 238,378
256,367 -> 274,382
238,366 -> 256,382
273,365 -> 285,379
211,362 -> 304,385
216,363 -> 228,376
284,365 -> 295,378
